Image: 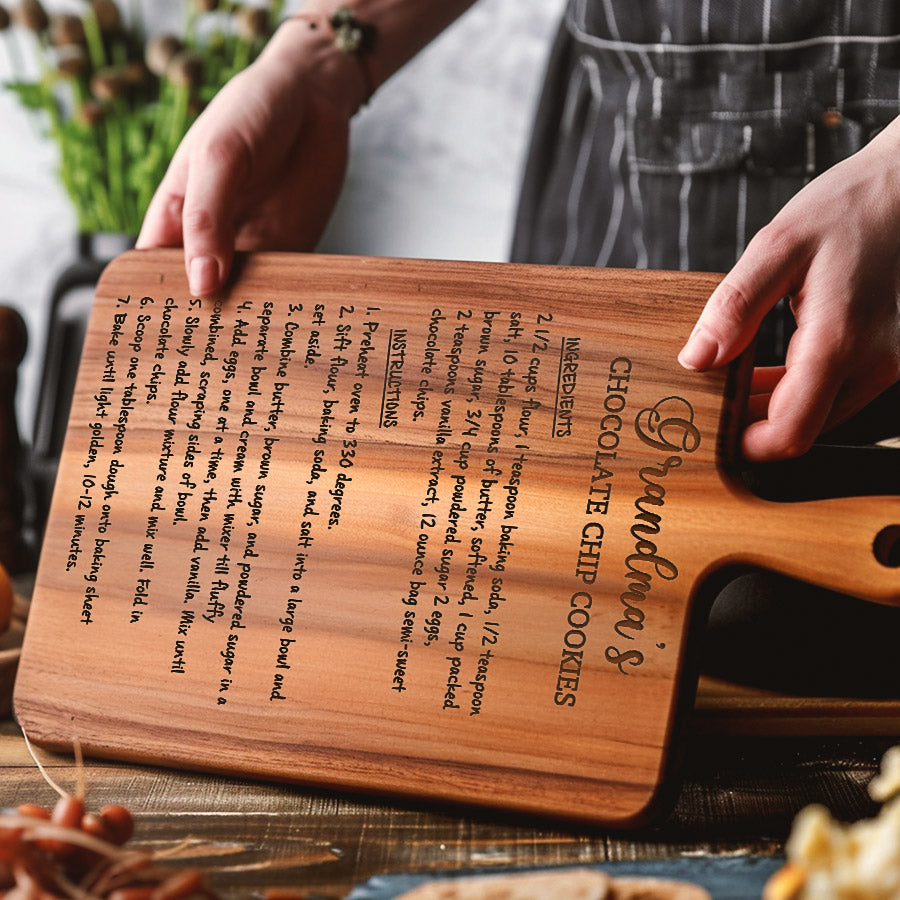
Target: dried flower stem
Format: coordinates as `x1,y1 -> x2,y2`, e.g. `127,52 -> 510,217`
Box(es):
232,32 -> 250,74
21,727 -> 67,800
126,0 -> 143,35
4,0 -> 282,236
81,6 -> 106,71
106,103 -> 126,227
168,81 -> 189,156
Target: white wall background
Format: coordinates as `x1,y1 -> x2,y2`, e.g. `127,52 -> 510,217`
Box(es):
0,0 -> 565,442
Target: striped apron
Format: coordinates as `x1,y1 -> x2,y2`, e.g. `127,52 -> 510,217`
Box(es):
512,0 -> 900,277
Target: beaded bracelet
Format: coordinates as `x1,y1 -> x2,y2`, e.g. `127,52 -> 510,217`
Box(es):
329,7 -> 377,54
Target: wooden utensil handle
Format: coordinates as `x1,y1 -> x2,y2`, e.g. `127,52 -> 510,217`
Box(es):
714,491 -> 900,605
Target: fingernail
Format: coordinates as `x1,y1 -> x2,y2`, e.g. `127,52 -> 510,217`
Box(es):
678,327 -> 719,371
189,255 -> 219,296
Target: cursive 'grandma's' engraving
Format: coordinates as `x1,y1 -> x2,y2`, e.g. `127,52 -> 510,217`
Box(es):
604,396 -> 701,675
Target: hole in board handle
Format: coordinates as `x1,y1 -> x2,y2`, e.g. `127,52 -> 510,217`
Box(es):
873,525 -> 900,568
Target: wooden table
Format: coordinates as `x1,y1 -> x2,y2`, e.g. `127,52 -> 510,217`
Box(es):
0,712 -> 893,898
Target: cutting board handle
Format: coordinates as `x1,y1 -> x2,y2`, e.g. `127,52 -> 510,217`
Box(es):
716,490 -> 900,605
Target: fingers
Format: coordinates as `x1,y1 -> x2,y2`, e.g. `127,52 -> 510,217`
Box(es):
741,352 -> 840,462
738,308 -> 893,460
678,226 -> 801,371
137,122 -> 251,296
678,132 -> 900,461
737,306 -> 899,461
744,366 -> 785,423
676,217 -> 827,460
749,365 -> 786,397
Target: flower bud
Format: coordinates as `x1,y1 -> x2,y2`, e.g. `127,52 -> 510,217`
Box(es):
90,66 -> 127,100
90,0 -> 120,31
49,13 -> 85,46
234,6 -> 268,42
144,32 -> 182,77
57,44 -> 90,78
122,59 -> 148,85
76,99 -> 106,127
166,49 -> 203,88
13,0 -> 49,33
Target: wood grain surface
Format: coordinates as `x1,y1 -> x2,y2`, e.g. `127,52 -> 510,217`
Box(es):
14,251 -> 900,828
0,719 -> 892,899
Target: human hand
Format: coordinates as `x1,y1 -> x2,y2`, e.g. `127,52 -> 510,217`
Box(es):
678,120 -> 900,463
137,18 -> 366,296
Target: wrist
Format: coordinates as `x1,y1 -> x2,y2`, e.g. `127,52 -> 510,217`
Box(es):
292,0 -> 477,101
259,11 -> 373,119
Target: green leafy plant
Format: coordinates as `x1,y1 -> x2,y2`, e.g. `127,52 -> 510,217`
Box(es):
1,0 -> 283,236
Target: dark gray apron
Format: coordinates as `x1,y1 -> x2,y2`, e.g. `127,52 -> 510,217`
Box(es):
510,0 -> 900,696
513,0 -> 900,274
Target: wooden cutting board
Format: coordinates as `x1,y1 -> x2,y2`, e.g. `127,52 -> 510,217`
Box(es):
14,251 -> 900,826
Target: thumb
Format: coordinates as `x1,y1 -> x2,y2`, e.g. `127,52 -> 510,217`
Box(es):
678,230 -> 801,371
